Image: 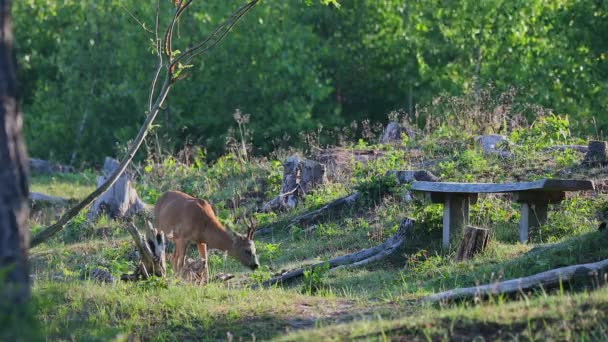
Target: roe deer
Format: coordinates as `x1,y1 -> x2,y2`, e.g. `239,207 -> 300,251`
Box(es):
154,190 -> 259,279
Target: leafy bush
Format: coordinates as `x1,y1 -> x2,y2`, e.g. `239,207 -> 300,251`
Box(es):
354,173 -> 400,202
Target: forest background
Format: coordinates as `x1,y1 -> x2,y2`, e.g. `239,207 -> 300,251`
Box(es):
14,0 -> 608,164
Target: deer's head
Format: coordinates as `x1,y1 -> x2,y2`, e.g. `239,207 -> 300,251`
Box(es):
228,218 -> 259,270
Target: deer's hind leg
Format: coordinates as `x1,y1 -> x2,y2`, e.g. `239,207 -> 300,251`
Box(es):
173,238 -> 188,275
196,243 -> 209,284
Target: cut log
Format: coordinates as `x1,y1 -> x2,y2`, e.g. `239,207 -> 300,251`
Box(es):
87,157 -> 146,220
120,221 -> 166,281
420,257 -> 608,304
258,218 -> 413,287
582,140 -> 608,166
454,226 -> 489,261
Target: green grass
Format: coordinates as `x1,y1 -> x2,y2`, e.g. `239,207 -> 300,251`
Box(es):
25,118 -> 608,340
30,172 -> 96,200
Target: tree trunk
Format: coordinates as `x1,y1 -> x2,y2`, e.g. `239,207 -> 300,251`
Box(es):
0,0 -> 30,324
455,226 -> 489,261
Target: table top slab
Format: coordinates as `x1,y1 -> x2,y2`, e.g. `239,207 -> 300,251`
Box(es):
410,179 -> 594,194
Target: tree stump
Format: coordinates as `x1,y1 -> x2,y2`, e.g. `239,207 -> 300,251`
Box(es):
379,122 -> 403,144
121,221 -> 166,281
87,157 -> 146,220
263,156 -> 326,211
455,226 -> 489,261
300,159 -> 326,192
582,140 -> 608,166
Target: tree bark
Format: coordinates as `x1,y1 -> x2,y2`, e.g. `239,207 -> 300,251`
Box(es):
454,226 -> 489,261
0,0 -> 30,320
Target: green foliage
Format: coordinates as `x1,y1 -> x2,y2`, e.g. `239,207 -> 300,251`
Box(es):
14,0 -> 608,164
535,197 -> 598,243
354,173 -> 400,202
302,261 -> 330,294
510,114 -> 579,149
62,211 -> 94,244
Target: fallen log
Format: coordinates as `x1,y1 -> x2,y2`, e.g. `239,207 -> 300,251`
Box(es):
259,217 -> 413,287
29,158 -> 74,174
29,192 -> 67,205
420,257 -> 608,304
289,192 -> 360,227
542,145 -> 588,153
255,192 -> 361,236
120,221 -> 166,281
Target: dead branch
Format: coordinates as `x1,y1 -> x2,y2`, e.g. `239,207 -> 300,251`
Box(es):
420,258 -> 608,304
259,218 -> 413,287
121,221 -> 166,281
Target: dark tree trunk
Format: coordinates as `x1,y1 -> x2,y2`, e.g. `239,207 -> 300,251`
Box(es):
0,0 -> 30,319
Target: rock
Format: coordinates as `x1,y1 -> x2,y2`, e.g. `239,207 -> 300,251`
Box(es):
474,135 -> 512,158
386,170 -> 439,184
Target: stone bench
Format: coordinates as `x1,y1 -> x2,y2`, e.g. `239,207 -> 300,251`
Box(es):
410,179 -> 595,247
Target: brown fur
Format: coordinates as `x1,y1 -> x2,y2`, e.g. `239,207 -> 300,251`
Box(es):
154,191 -> 259,278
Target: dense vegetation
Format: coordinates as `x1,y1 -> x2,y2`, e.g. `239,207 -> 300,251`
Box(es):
23,101 -> 608,340
14,0 -> 608,165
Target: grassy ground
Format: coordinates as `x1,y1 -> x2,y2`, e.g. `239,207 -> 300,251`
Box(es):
25,113 -> 608,341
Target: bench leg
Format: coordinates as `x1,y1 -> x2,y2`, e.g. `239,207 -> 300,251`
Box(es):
519,202 -> 549,243
443,195 -> 470,248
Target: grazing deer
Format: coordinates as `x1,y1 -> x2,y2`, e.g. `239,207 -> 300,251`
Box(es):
154,190 -> 259,280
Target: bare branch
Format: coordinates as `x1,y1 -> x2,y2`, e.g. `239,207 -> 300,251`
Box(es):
149,0 -> 163,112
172,0 -> 259,69
121,5 -> 153,34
